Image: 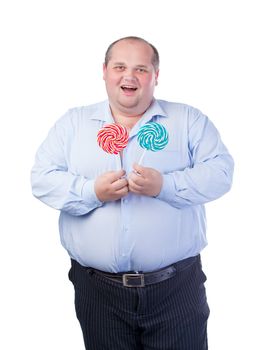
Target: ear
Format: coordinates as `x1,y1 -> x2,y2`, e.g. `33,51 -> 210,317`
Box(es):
103,63 -> 107,81
155,69 -> 159,86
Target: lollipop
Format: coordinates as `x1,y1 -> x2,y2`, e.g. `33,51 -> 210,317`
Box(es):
137,122 -> 169,164
97,123 -> 129,154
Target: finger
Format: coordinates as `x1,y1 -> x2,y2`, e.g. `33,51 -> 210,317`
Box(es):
109,169 -> 126,183
129,172 -> 145,186
128,178 -> 143,192
128,185 -> 142,194
114,186 -> 129,198
112,178 -> 129,191
133,163 -> 147,177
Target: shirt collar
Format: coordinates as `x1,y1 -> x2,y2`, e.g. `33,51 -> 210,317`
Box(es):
89,98 -> 168,125
129,99 -> 168,137
141,98 -> 168,121
89,100 -> 114,123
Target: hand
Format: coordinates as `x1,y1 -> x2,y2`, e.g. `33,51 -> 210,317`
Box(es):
128,163 -> 163,197
95,170 -> 129,202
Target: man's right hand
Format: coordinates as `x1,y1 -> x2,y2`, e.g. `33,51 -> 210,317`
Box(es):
94,170 -> 129,202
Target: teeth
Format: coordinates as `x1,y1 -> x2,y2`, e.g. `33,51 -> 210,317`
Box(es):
121,85 -> 137,89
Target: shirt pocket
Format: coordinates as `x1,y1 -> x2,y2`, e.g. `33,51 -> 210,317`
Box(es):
142,147 -> 188,173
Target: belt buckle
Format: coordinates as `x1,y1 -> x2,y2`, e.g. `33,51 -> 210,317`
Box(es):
122,273 -> 145,287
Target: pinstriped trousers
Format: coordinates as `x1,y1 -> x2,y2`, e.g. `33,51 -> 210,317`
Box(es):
69,256 -> 209,350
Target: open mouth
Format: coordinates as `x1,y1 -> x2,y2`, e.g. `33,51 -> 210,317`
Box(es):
121,85 -> 138,93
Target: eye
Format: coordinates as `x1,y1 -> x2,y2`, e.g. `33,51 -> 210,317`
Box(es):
136,68 -> 148,73
114,66 -> 125,71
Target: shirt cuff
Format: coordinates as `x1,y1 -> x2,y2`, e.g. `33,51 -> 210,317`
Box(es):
156,173 -> 175,203
82,180 -> 103,209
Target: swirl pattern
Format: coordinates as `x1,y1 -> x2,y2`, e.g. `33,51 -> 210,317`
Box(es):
97,123 -> 129,154
137,122 -> 168,151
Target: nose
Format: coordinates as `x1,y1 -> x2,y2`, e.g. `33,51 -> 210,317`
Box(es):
122,72 -> 138,84
123,76 -> 136,81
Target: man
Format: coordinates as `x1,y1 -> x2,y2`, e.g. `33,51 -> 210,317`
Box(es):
31,36 -> 234,349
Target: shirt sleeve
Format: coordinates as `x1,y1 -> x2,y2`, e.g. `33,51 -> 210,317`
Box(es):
31,112 -> 103,216
156,110 -> 234,209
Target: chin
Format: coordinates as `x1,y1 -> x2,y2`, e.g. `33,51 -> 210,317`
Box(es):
118,99 -> 139,109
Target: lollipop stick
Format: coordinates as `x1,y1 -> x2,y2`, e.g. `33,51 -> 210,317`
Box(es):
97,123 -> 129,170
115,153 -> 121,170
138,149 -> 146,165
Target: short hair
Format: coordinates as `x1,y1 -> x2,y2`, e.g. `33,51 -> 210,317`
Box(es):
104,36 -> 159,71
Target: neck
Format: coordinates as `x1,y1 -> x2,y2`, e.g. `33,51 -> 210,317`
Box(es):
109,101 -> 154,129
113,113 -> 143,129
109,104 -> 145,129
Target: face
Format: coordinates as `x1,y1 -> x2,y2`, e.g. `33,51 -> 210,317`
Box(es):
103,40 -> 159,118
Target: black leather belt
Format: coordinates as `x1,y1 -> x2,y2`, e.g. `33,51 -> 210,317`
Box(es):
87,255 -> 199,288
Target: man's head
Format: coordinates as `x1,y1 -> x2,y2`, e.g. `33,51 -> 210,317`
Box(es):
103,36 -> 159,118
105,36 -> 159,71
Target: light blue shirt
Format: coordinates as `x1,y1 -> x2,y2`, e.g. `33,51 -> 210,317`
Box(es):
31,99 -> 234,272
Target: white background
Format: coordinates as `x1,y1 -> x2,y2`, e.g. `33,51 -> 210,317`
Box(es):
1,0 -> 262,349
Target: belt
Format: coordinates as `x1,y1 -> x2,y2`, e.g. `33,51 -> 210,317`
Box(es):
86,255 -> 199,288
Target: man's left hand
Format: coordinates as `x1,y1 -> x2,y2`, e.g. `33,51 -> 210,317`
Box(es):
128,163 -> 163,197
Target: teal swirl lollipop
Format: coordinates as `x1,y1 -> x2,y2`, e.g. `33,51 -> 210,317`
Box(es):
137,122 -> 169,164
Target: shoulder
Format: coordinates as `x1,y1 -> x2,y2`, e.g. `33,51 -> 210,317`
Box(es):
66,100 -> 107,121
156,99 -> 207,128
156,99 -> 203,117
51,101 -> 107,137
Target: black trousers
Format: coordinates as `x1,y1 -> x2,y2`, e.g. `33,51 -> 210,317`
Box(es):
68,256 -> 209,350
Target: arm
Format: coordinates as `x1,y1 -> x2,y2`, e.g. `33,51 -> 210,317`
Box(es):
157,112 -> 234,208
129,112 -> 234,208
31,114 -> 103,216
31,113 -> 129,216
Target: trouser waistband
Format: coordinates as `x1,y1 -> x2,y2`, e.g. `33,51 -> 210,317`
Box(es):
74,255 -> 200,287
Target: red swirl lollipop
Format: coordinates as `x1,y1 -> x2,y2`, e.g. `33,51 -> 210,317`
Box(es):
97,123 -> 129,154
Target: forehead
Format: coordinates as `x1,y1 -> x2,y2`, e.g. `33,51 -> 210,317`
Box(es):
109,40 -> 154,65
